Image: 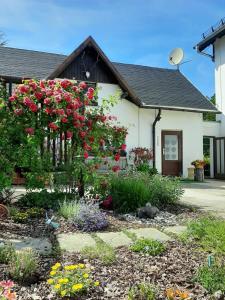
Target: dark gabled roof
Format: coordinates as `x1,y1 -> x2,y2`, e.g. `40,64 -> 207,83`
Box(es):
0,46 -> 66,79
0,38 -> 218,112
113,62 -> 217,112
195,18 -> 225,52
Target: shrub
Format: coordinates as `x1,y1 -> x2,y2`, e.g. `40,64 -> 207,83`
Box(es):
73,202 -> 109,232
128,282 -> 157,300
47,262 -> 100,298
110,173 -> 151,213
12,208 -> 44,223
184,217 -> 225,255
58,199 -> 80,220
136,163 -> 158,176
147,175 -> 184,208
81,239 -> 116,265
130,238 -> 165,256
0,243 -> 15,264
9,249 -> 38,283
195,264 -> 225,293
110,173 -> 183,213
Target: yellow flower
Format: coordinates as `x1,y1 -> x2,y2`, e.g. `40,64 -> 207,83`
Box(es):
60,290 -> 67,297
94,281 -> 100,286
64,264 -> 78,271
50,271 -> 56,276
72,283 -> 83,291
54,284 -> 61,290
52,262 -> 61,270
47,278 -> 54,284
78,263 -> 85,269
83,273 -> 89,279
63,278 -> 69,284
58,278 -> 69,284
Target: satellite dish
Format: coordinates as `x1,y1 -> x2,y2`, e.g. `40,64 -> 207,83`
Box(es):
169,48 -> 184,68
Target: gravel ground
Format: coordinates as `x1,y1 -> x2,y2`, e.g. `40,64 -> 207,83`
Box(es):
2,240 -> 213,300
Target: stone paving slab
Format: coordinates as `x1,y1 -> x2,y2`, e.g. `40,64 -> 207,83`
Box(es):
164,225 -> 187,236
128,228 -> 171,242
57,233 -> 96,252
0,237 -> 51,255
96,232 -> 132,248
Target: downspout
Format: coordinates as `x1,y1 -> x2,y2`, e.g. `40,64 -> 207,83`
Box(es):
152,109 -> 161,168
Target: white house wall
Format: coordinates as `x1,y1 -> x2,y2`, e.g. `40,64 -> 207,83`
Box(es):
203,120 -> 221,137
97,83 -> 203,177
215,35 -> 225,136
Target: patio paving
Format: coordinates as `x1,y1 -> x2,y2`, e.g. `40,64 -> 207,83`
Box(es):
181,179 -> 225,217
57,233 -> 96,252
164,225 -> 187,235
128,228 -> 171,242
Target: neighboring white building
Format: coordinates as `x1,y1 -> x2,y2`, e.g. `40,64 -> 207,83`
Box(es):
196,18 -> 225,179
0,36 -> 219,178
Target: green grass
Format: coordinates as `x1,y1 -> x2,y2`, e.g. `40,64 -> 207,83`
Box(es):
195,264 -> 225,293
182,217 -> 225,255
130,238 -> 166,256
0,243 -> 15,264
81,237 -> 116,265
128,282 -> 157,300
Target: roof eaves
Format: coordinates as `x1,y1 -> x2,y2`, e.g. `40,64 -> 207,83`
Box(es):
141,103 -> 220,113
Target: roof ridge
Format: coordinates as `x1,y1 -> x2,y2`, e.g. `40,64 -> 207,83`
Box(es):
0,46 -> 67,57
112,61 -> 177,72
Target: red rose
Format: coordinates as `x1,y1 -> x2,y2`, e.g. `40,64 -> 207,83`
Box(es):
112,165 -> 120,172
83,142 -> 92,151
84,151 -> 89,159
72,86 -> 78,92
79,81 -> 87,89
44,98 -> 51,105
30,103 -> 38,112
19,85 -> 29,94
56,108 -> 65,116
45,108 -> 53,115
25,127 -> 34,135
23,97 -> 32,106
79,131 -> 86,138
66,131 -> 73,139
60,80 -> 71,89
55,95 -> 62,103
66,108 -> 73,116
14,108 -> 23,115
64,93 -> 72,103
48,122 -> 59,131
121,144 -> 127,151
79,115 -> 85,122
61,117 -> 68,123
46,89 -> 53,97
34,92 -> 43,100
9,95 -> 17,102
114,153 -> 120,161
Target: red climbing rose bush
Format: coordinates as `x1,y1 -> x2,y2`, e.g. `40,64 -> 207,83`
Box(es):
5,79 -> 127,192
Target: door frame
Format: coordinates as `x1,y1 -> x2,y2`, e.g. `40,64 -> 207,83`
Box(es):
161,130 -> 183,176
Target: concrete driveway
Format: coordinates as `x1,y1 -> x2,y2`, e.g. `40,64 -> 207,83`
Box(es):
181,180 -> 225,217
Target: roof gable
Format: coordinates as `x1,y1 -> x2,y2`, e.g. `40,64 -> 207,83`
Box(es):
47,36 -> 141,106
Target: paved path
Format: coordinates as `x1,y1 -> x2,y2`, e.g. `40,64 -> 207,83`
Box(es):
56,226 -> 185,253
181,180 -> 225,217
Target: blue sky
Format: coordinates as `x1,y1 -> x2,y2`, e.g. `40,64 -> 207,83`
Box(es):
0,0 -> 224,97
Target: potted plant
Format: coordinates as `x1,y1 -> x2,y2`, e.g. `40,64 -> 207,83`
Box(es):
191,160 -> 205,182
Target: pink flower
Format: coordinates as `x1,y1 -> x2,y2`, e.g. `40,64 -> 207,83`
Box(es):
43,97 -> 51,105
14,108 -> 23,116
34,92 -> 43,100
79,81 -> 87,89
30,103 -> 38,112
9,95 -> 17,102
23,97 -> 32,106
48,122 -> 59,131
25,127 -> 34,135
60,79 -> 72,89
19,85 -> 29,94
0,280 -> 14,289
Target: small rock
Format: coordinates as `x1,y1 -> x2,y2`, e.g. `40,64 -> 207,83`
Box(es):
214,290 -> 224,300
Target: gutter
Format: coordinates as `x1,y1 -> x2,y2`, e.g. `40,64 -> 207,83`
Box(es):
152,109 -> 161,169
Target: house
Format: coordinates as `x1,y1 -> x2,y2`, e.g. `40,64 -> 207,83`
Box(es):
0,36 -> 218,177
195,17 -> 225,179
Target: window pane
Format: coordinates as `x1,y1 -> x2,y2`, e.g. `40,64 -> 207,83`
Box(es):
164,135 -> 178,160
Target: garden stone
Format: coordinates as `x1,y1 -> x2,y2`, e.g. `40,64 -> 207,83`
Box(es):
0,237 -> 51,255
164,225 -> 187,235
214,291 -> 224,300
137,203 -> 159,219
57,233 -> 96,252
128,228 -> 171,242
96,232 -> 132,248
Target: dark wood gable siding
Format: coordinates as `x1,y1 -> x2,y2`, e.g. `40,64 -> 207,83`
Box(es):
58,46 -> 118,84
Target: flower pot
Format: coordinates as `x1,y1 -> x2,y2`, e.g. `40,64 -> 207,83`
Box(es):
188,167 -> 195,180
194,167 -> 204,182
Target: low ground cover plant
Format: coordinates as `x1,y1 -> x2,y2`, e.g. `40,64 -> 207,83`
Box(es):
47,262 -> 100,298
110,173 -> 183,213
81,239 -> 116,265
9,249 -> 38,283
165,288 -> 190,299
130,238 -> 166,256
128,282 -> 157,300
195,264 -> 225,294
73,202 -> 108,232
183,217 -> 225,255
11,207 -> 44,223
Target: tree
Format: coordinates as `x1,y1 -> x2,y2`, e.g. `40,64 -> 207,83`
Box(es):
203,95 -> 216,121
0,31 -> 6,46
